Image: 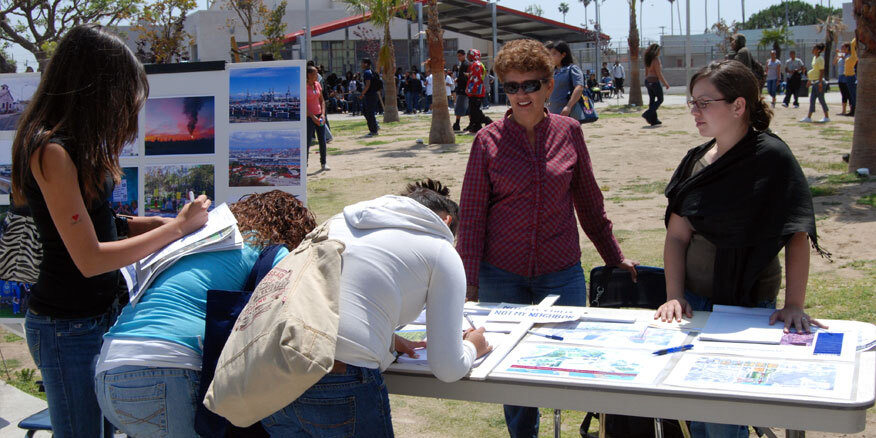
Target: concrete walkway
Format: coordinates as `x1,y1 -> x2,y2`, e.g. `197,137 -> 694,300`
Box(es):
0,381 -> 49,438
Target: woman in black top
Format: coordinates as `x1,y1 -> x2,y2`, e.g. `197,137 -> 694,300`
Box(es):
10,25 -> 210,438
655,60 -> 828,437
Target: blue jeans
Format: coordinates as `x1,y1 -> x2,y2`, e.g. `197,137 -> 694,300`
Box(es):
25,309 -> 116,438
643,80 -> 664,124
766,79 -> 778,98
94,365 -> 201,438
684,291 -> 775,438
809,82 -> 828,115
307,116 -> 327,166
478,261 -> 587,438
262,365 -> 394,438
847,75 -> 857,111
363,93 -> 379,134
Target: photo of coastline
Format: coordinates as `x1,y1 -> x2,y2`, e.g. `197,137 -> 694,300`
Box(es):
144,164 -> 215,217
229,66 -> 301,123
0,75 -> 39,131
144,96 -> 215,155
229,130 -> 301,187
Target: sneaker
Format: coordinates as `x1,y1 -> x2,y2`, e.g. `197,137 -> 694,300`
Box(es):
793,104 -> 799,108
799,117 -> 812,123
321,164 -> 330,171
366,132 -> 378,137
771,102 -> 776,108
845,111 -> 855,117
452,122 -> 460,131
818,117 -> 830,123
651,120 -> 662,126
781,103 -> 788,108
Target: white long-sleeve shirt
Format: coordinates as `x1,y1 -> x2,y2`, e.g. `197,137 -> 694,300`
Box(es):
327,195 -> 476,382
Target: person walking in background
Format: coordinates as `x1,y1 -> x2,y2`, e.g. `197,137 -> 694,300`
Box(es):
458,39 -> 638,438
424,67 -> 434,113
726,34 -> 753,70
453,49 -> 470,131
843,39 -> 857,117
306,65 -> 329,171
801,43 -> 829,123
361,58 -> 379,136
445,69 -> 455,107
612,60 -> 625,97
782,50 -> 805,108
545,40 -> 585,119
465,49 -> 492,134
11,24 -> 210,438
765,50 -> 782,108
834,44 -> 851,115
642,44 -> 670,126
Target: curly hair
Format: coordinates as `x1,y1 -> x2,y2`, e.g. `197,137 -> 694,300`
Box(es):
494,39 -> 552,82
230,190 -> 317,250
400,179 -> 459,236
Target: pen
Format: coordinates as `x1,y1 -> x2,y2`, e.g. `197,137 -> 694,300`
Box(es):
188,191 -> 195,203
652,344 -> 693,356
527,330 -> 564,341
463,313 -> 477,330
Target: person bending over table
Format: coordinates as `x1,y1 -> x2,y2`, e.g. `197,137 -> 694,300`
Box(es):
655,60 -> 829,438
94,191 -> 314,437
262,180 -> 491,437
457,38 -> 638,438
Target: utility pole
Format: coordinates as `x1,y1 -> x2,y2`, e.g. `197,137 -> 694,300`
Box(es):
785,0 -> 789,27
686,0 -> 691,96
741,0 -> 745,27
417,2 -> 424,67
305,0 -> 312,61
595,0 -> 601,75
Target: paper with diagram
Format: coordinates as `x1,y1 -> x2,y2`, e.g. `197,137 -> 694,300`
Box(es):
532,321 -> 688,350
663,354 -> 854,399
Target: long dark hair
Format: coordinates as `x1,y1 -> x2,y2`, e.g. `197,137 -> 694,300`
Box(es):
11,24 -> 148,205
644,44 -> 661,68
689,60 -> 773,131
545,40 -> 574,67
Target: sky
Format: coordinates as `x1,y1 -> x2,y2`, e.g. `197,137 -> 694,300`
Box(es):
4,0 -> 840,71
229,66 -> 301,100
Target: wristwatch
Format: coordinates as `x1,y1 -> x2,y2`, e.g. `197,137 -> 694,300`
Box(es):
115,215 -> 130,238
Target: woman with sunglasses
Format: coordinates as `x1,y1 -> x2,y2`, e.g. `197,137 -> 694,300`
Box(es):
656,60 -> 828,437
457,39 -> 638,438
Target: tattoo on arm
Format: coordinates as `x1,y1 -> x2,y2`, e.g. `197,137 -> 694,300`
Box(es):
71,213 -> 81,225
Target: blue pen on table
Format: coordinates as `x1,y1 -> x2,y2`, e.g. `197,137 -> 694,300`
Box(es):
527,330 -> 564,341
653,344 -> 693,356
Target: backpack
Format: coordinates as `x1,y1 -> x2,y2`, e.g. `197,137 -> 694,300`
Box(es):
751,60 -> 766,90
373,73 -> 384,92
194,244 -> 285,438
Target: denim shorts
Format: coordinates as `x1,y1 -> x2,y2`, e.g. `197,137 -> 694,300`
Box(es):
454,94 -> 469,116
262,365 -> 394,438
94,365 -> 201,438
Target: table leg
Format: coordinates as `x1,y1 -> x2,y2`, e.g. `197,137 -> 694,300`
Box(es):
598,413 -> 606,438
786,430 -> 805,438
554,409 -> 561,438
654,418 -> 664,438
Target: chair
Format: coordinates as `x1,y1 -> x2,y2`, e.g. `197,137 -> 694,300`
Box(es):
17,380 -> 52,438
581,265 -> 690,438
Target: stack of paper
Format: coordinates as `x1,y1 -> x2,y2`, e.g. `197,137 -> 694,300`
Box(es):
122,203 -> 243,306
699,305 -> 785,344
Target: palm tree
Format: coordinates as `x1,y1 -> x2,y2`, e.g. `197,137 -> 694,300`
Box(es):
758,26 -> 794,60
579,0 -> 591,27
627,0 -> 643,106
425,0 -> 454,144
816,15 -> 846,79
848,0 -> 875,172
559,2 -> 570,23
344,0 -> 413,123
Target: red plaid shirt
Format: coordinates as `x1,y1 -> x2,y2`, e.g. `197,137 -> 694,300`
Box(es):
457,110 -> 624,287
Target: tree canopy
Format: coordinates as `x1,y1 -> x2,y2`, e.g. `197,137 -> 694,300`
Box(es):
742,1 -> 841,30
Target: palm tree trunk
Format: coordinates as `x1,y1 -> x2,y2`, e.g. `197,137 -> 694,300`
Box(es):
628,0 -> 643,106
381,21 -> 401,123
426,0 -> 454,144
848,0 -> 876,171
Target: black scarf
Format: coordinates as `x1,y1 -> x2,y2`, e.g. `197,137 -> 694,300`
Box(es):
664,129 -> 828,306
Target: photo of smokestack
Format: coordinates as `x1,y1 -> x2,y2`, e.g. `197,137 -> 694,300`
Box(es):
144,95 -> 216,156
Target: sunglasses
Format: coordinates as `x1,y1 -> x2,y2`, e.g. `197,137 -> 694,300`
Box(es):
503,79 -> 548,94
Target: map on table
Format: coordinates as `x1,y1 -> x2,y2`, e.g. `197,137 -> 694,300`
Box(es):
533,321 -> 688,350
663,354 -> 854,399
493,343 -> 668,384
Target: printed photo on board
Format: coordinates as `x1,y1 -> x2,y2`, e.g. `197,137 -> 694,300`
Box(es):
108,167 -> 139,215
0,140 -> 10,194
145,96 -> 216,156
229,130 -> 301,187
0,75 -> 39,131
144,164 -> 215,217
229,66 -> 301,123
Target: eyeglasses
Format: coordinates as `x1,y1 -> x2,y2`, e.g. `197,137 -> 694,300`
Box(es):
686,98 -> 733,110
503,79 -> 548,94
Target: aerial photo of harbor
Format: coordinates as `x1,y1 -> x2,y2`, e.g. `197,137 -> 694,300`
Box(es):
229,130 -> 301,187
229,66 -> 301,123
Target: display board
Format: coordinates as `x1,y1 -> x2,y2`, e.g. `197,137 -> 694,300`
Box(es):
0,60 -> 306,323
